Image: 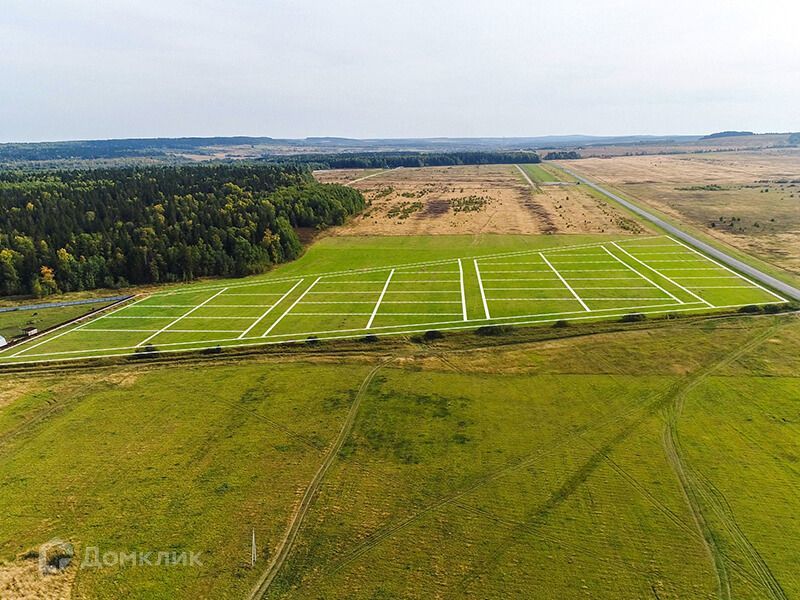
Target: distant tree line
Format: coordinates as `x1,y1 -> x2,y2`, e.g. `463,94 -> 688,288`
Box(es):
0,137 -> 278,162
542,151 -> 581,160
700,131 -> 754,140
0,165 -> 364,296
263,151 -> 542,170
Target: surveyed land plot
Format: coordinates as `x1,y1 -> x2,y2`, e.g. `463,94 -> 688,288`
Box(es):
1,236 -> 787,364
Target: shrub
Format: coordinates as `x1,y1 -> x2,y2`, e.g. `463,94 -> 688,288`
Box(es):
738,305 -> 763,314
553,320 -> 570,328
475,325 -> 512,336
620,313 -> 646,323
422,330 -> 444,341
305,335 -> 320,346
202,346 -> 222,355
362,334 -> 379,343
763,303 -> 782,314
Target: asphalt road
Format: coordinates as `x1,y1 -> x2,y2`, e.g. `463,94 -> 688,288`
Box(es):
560,167 -> 800,302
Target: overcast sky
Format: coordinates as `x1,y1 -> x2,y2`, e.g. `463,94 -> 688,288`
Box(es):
2,0 -> 799,142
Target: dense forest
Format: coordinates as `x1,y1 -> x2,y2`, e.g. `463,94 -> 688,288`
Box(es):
264,151 -> 542,169
0,165 -> 364,296
542,151 -> 581,160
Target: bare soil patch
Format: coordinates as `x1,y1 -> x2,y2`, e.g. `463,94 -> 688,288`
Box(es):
317,165 -> 642,236
0,558 -> 75,600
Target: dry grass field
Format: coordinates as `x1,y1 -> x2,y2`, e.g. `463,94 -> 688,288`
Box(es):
316,165 -> 646,236
576,134 -> 795,158
562,150 -> 800,278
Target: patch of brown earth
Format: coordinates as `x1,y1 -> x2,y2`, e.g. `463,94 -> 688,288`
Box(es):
317,164 -> 643,236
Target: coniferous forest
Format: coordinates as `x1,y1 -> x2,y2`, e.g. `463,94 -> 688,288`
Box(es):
264,150 -> 542,170
0,164 -> 364,296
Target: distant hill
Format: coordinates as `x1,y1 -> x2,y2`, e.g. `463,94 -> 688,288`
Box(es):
700,131 -> 755,140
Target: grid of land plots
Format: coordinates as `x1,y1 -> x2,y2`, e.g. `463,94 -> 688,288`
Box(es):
0,236 -> 788,364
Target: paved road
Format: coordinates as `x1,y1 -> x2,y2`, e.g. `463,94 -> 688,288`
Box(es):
560,167 -> 800,302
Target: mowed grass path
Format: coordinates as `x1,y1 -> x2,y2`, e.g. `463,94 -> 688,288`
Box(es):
519,162 -> 561,183
0,234 -> 787,364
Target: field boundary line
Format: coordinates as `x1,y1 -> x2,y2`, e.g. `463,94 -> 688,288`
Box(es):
668,237 -> 789,302
222,292 -> 285,296
488,298 -> 581,301
301,312 -> 462,317
366,270 -> 395,329
458,259 -> 467,321
262,278 -> 321,337
473,260 -> 491,319
4,300 -> 708,361
479,269 -> 551,274
311,290 -> 458,296
695,285 -> 762,289
239,279 -> 304,339
611,242 -> 713,308
134,236 -> 664,298
88,328 -> 243,334
303,300 -> 459,305
601,245 -> 683,304
540,253 -> 590,311
14,301 -> 779,366
137,288 -> 228,347
486,287 -> 567,291
106,315 -> 252,320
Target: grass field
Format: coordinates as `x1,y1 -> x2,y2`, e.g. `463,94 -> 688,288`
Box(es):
1,313 -> 798,598
1,164 -> 797,598
0,234 -> 787,365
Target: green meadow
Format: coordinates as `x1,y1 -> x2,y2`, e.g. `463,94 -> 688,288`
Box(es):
0,234 -> 786,365
0,314 -> 797,598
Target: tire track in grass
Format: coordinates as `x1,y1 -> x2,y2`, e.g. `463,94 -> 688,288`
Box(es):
699,469 -> 788,599
317,385 -> 676,581
247,360 -> 389,599
662,320 -> 787,600
451,402 -> 673,596
451,322 -> 786,597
